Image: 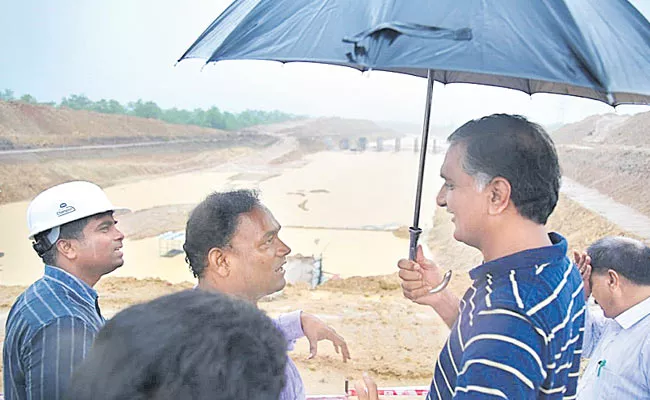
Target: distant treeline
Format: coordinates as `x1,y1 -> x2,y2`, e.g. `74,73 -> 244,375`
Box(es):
0,89 -> 299,131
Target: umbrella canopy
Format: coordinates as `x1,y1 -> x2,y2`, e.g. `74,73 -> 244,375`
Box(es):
179,0 -> 650,292
180,0 -> 650,106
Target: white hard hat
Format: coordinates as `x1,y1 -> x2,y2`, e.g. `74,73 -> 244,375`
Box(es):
27,181 -> 127,239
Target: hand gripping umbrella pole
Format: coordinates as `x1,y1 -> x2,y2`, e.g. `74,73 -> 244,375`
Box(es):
409,70 -> 452,294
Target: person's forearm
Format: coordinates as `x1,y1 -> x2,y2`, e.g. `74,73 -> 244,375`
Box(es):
428,290 -> 461,329
273,310 -> 304,342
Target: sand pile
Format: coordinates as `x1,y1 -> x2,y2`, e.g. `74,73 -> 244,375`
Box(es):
0,101 -> 230,149
551,110 -> 650,217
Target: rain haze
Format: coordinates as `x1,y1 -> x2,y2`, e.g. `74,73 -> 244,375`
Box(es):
3,2 -> 650,398
1,0 -> 650,128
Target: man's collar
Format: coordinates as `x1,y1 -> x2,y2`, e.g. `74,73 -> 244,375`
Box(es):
615,295 -> 650,330
44,265 -> 98,304
469,232 -> 567,280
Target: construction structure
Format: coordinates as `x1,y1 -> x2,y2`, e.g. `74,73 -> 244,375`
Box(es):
158,231 -> 186,257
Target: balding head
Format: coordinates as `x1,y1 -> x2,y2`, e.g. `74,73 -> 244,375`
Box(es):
587,236 -> 650,286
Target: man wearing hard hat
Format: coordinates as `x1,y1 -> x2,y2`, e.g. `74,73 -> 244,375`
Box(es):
3,181 -> 126,400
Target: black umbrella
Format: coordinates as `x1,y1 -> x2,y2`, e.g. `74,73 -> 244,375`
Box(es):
180,0 -> 650,291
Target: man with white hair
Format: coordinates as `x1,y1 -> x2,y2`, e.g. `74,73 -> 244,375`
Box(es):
3,181 -> 126,400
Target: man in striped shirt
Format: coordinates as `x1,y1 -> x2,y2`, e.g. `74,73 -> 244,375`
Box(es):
3,181 -> 126,400
399,114 -> 586,399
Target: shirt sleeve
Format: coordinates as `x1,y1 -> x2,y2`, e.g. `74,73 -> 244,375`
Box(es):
582,303 -> 607,358
273,310 -> 304,350
20,317 -> 96,400
641,336 -> 650,392
453,309 -> 546,399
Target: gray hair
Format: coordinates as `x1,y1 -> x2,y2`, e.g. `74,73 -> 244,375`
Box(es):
448,114 -> 561,224
587,236 -> 650,285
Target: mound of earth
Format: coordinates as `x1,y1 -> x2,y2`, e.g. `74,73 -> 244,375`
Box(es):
551,113 -> 628,144
551,109 -> 650,146
0,100 -> 232,149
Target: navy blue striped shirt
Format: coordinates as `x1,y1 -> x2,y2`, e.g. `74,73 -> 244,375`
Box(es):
3,266 -> 105,400
429,233 -> 586,399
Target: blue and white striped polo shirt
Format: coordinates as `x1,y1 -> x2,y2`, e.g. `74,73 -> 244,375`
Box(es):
3,266 -> 105,400
429,233 -> 585,399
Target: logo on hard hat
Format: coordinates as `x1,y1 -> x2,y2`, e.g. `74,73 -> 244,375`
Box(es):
56,202 -> 76,217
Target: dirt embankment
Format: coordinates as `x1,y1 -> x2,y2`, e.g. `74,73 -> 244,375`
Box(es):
0,101 -> 284,204
0,144 -> 269,205
552,110 -> 650,217
277,117 -> 396,139
0,101 -> 232,149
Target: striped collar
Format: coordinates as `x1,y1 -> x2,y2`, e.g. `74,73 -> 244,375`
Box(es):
615,295 -> 650,330
43,265 -> 99,307
469,232 -> 567,280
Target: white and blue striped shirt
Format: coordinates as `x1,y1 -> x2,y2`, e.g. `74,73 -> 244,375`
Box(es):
429,233 -> 586,399
577,296 -> 650,399
3,266 -> 105,400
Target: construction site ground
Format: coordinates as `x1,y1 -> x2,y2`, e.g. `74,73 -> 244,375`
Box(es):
1,102 -> 649,398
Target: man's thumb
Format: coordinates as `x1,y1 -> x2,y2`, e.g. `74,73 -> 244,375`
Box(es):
308,340 -> 317,359
416,245 -> 428,265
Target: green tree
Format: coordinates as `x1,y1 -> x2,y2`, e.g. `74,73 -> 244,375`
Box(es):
60,94 -> 94,110
0,89 -> 14,101
205,106 -> 224,129
222,111 -> 240,130
19,94 -> 38,104
161,107 -> 193,125
188,108 -> 207,127
128,99 -> 162,119
2,89 -> 298,130
106,99 -> 126,114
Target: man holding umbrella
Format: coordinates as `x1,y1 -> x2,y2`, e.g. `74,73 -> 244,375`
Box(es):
178,1 -> 650,397
398,114 -> 585,399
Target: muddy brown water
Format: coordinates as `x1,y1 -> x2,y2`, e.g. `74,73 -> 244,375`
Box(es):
0,151 -> 442,286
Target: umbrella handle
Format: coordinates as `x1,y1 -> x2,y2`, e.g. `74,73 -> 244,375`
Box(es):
430,270 -> 453,294
408,226 -> 422,260
408,226 -> 452,293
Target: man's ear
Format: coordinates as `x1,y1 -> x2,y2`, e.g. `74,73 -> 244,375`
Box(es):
607,269 -> 620,290
487,177 -> 511,215
207,247 -> 231,278
56,239 -> 76,261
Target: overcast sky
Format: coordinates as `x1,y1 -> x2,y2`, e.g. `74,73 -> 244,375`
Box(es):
1,0 -> 649,128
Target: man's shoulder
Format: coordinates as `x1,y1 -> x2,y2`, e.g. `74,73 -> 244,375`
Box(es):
7,278 -> 91,331
479,259 -> 584,329
637,316 -> 650,350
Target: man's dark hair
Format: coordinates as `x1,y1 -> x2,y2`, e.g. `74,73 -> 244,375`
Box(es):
587,236 -> 650,285
184,190 -> 261,278
67,290 -> 287,400
36,211 -> 113,266
448,114 -> 561,225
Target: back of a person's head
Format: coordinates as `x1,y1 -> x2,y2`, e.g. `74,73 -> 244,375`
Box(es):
448,113 -> 560,225
67,290 -> 287,400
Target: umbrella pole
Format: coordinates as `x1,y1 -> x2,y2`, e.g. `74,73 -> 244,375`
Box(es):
408,69 -> 452,293
408,70 -> 434,260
